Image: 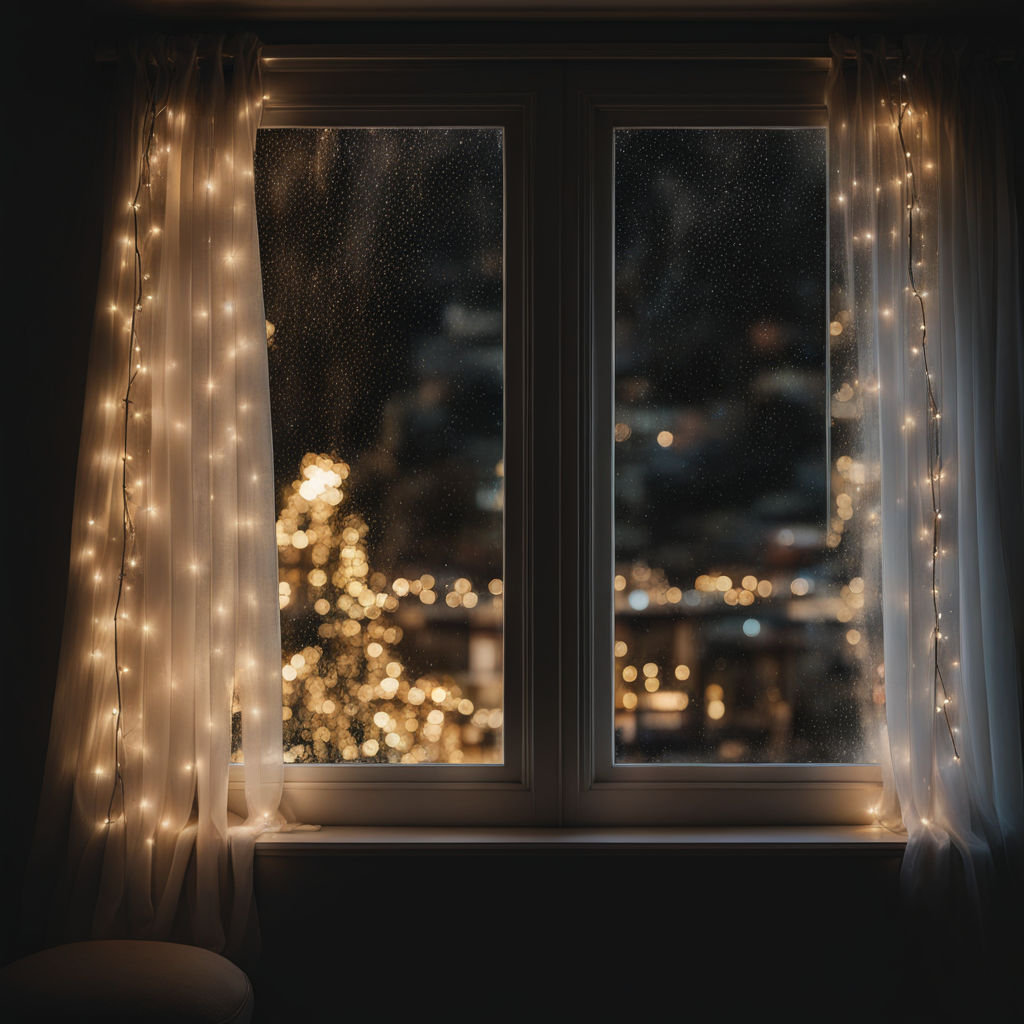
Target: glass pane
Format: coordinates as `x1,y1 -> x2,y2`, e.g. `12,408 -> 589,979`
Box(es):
613,127 -> 881,764
255,128 -> 504,764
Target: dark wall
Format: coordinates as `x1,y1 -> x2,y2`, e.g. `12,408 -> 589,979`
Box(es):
252,851 -> 907,1021
4,7 -> 114,961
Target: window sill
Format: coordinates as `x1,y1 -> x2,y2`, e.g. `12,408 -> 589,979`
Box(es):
254,824 -> 905,855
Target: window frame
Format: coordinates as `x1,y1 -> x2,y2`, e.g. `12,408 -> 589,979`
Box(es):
563,59 -> 882,826
230,59 -> 564,826
229,49 -> 883,829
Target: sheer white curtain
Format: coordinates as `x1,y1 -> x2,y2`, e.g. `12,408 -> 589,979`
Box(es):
26,35 -> 283,959
828,37 -> 1023,947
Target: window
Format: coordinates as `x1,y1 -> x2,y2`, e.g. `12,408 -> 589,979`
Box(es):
256,126 -> 506,768
610,125 -> 842,767
228,52 -> 883,827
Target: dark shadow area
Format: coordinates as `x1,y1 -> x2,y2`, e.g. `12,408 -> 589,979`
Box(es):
254,851 -> 905,1021
251,849 -> 1021,1022
4,6 -> 115,965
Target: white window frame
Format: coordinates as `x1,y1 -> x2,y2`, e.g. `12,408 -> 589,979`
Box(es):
230,57 -> 563,826
229,48 -> 883,829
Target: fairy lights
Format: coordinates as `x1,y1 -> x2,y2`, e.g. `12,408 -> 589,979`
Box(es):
102,72 -> 167,830
887,58 -> 959,762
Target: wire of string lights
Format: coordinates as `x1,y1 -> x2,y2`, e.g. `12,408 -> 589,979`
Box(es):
104,70 -> 169,828
887,55 -> 960,764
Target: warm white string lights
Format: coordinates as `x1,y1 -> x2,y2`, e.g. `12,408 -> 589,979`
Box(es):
885,59 -> 959,764
104,71 -> 168,828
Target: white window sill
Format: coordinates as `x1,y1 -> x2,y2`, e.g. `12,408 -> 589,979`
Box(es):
254,824 -> 906,855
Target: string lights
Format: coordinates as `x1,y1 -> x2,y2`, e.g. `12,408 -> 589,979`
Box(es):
886,59 -> 960,763
103,70 -> 169,829
86,52 -> 928,791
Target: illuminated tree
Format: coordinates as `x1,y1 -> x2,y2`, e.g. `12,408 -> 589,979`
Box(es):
276,453 -> 494,763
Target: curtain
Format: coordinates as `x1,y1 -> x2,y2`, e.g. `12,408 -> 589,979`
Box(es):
25,35 -> 283,959
827,36 -> 1023,954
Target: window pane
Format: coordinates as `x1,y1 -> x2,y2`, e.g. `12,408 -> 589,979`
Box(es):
613,127 -> 880,764
255,128 -> 504,764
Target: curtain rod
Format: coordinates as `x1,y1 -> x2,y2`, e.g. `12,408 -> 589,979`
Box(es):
260,41 -> 828,60
94,42 -> 1019,64
95,44 -> 827,63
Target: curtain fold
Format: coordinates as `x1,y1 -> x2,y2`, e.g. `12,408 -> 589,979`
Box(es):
827,36 -> 1023,949
25,34 -> 282,960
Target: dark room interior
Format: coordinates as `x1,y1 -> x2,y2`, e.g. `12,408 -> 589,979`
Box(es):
4,2 -> 1021,1021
